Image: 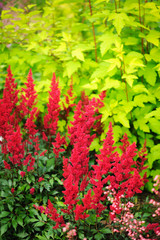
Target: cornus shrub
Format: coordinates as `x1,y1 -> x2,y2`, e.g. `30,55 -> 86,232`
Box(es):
0,68 -> 160,240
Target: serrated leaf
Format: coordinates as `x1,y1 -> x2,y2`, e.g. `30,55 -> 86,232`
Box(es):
30,218 -> 39,222
12,218 -> 17,230
109,13 -> 128,35
101,228 -> 112,234
114,112 -> 130,128
95,232 -> 104,240
90,138 -> 100,152
99,31 -> 116,56
134,119 -> 150,133
134,94 -> 155,107
149,118 -> 160,134
16,232 -> 29,238
0,211 -> 10,218
65,61 -> 81,77
54,177 -> 63,185
120,100 -> 134,113
145,107 -> 160,119
17,216 -> 23,226
143,64 -> 157,86
148,144 -> 160,168
132,84 -> 149,94
34,221 -> 45,227
104,58 -> 121,72
83,82 -> 98,90
145,30 -> 160,47
113,125 -> 122,142
122,74 -> 138,87
1,224 -> 8,236
72,49 -> 84,61
101,77 -> 121,90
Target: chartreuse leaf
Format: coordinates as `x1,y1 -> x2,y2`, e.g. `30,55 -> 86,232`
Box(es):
113,125 -> 122,142
91,62 -> 110,79
100,105 -> 111,123
120,100 -> 134,113
134,118 -> 150,133
58,120 -> 66,132
99,31 -> 116,56
144,107 -> 160,119
108,13 -> 129,35
134,94 -> 156,107
132,84 -> 149,94
90,138 -> 100,152
122,74 -> 138,87
104,58 -> 121,72
148,144 -> 160,168
72,49 -> 84,61
101,77 -> 121,90
143,63 -> 157,86
149,118 -> 160,134
124,51 -> 144,74
145,30 -> 160,47
65,61 -> 81,78
114,112 -> 130,128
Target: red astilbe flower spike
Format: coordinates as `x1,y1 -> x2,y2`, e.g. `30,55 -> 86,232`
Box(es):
136,139 -> 148,172
20,69 -> 38,115
52,132 -> 67,159
20,69 -> 40,157
4,125 -> 24,167
90,123 -> 148,218
62,95 -> 106,217
0,66 -> 20,140
45,200 -> 65,229
44,73 -> 61,136
3,160 -> 11,169
61,80 -> 76,121
68,100 -> 96,145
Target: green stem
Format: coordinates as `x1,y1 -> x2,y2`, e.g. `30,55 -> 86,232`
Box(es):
114,0 -> 117,13
138,0 -> 144,54
88,0 -> 98,62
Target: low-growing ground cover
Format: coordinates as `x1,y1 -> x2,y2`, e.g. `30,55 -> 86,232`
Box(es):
0,68 -> 160,240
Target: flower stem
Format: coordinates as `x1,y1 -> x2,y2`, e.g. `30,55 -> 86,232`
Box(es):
88,0 -> 98,62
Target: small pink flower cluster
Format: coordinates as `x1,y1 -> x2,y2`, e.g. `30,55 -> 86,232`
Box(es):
105,186 -> 148,240
63,222 -> 77,240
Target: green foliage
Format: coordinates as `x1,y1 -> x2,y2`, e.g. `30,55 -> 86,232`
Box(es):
0,0 -> 159,191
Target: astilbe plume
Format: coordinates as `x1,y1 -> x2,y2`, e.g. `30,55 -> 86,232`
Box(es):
61,80 -> 76,122
35,95 -> 104,225
89,123 -> 147,218
44,73 -> 61,137
52,132 -> 66,159
0,66 -> 20,157
62,97 -> 103,216
20,70 -> 40,162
